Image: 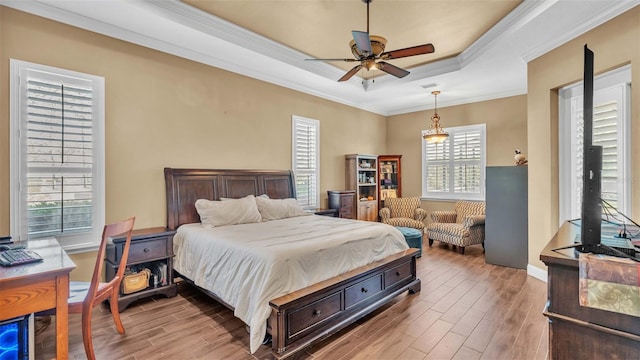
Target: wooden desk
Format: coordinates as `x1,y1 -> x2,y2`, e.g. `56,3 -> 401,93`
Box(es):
540,222 -> 640,359
0,239 -> 76,359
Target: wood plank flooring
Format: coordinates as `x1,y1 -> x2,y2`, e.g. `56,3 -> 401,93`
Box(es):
34,243 -> 548,360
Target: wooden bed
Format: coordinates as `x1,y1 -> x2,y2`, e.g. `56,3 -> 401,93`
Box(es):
164,167 -> 421,358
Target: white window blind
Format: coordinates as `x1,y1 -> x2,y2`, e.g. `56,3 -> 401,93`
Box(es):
559,66 -> 631,222
422,124 -> 486,201
292,116 -> 320,209
11,59 -> 105,251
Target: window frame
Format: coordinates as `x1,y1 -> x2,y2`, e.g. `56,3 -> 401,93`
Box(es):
421,124 -> 487,201
10,59 -> 105,252
291,115 -> 320,210
558,65 -> 631,223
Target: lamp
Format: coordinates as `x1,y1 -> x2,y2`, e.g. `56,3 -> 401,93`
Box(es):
423,90 -> 449,143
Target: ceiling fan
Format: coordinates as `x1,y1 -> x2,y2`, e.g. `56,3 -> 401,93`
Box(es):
306,0 -> 435,82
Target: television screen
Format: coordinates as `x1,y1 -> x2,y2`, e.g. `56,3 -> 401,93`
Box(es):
580,44 -> 603,249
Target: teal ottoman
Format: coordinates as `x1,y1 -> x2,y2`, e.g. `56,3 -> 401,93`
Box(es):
396,226 -> 423,257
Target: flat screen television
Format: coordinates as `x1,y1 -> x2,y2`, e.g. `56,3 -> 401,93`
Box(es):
579,44 -> 603,250
577,46 -> 638,259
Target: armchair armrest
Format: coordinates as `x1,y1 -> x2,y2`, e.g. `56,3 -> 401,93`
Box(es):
463,214 -> 485,227
380,207 -> 391,222
431,211 -> 457,223
414,208 -> 428,222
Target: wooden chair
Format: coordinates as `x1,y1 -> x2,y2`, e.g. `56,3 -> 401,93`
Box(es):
39,217 -> 135,360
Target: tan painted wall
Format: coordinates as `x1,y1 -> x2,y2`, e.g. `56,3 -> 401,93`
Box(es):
0,8 -> 387,280
527,7 -> 640,270
386,95 -> 528,217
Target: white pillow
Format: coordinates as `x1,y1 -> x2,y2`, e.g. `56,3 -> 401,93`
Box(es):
255,196 -> 309,221
195,195 -> 262,228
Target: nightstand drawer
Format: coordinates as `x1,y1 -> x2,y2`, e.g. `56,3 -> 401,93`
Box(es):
340,209 -> 353,219
128,236 -> 170,263
106,228 -> 175,264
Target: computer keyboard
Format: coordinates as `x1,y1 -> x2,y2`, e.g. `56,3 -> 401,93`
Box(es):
0,249 -> 43,267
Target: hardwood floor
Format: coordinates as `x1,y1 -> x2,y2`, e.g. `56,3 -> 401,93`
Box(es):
35,243 -> 548,360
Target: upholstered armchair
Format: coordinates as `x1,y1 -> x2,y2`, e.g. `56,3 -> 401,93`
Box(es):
426,201 -> 486,254
379,197 -> 427,231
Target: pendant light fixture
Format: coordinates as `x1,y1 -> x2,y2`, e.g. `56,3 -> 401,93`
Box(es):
423,90 -> 449,143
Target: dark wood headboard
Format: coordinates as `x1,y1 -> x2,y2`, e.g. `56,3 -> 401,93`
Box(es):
164,168 -> 296,230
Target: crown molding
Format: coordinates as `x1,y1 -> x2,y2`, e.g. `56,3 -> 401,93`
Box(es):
521,0 -> 640,62
2,0 -> 636,116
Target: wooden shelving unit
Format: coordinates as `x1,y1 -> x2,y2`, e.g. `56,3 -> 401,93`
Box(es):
377,155 -> 402,212
345,154 -> 378,222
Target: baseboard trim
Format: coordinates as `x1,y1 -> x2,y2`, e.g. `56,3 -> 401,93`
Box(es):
527,264 -> 547,282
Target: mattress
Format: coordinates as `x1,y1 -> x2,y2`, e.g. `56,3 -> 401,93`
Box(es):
173,215 -> 409,353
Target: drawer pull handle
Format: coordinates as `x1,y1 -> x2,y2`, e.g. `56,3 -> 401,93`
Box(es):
143,248 -> 150,253
396,271 -> 401,276
313,309 -> 322,317
361,287 -> 368,293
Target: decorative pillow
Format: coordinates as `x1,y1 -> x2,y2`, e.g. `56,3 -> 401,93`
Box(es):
255,196 -> 309,221
195,195 -> 262,228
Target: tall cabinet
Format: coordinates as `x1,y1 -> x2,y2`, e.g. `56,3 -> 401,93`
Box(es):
377,155 -> 402,211
485,166 -> 528,269
345,154 -> 378,222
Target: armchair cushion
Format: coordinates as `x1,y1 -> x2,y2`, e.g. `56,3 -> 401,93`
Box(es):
463,214 -> 485,227
455,201 -> 485,223
380,197 -> 426,231
384,218 -> 425,230
431,211 -> 457,223
386,197 -> 422,218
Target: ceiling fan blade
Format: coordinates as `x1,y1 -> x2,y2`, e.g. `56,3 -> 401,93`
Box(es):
380,43 -> 435,60
352,30 -> 373,56
338,64 -> 363,82
377,61 -> 410,78
305,58 -> 360,62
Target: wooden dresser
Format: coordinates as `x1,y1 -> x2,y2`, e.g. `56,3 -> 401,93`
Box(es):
327,190 -> 355,219
540,222 -> 640,359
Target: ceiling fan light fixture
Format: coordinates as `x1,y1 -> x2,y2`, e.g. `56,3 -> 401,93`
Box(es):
423,90 -> 449,143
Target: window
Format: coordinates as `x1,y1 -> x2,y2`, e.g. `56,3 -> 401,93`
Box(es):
10,59 -> 105,252
559,66 -> 631,222
292,115 -> 320,209
422,124 -> 486,201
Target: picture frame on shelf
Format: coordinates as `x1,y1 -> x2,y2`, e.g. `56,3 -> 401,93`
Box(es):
381,189 -> 397,201
380,164 -> 393,174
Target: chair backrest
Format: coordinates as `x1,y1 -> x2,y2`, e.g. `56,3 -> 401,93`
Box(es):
386,197 -> 421,219
86,217 -> 136,305
455,201 -> 485,223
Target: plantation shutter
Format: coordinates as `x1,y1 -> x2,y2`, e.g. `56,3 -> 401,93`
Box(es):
572,85 -> 624,213
423,124 -> 485,200
292,116 -> 320,209
424,140 -> 450,193
452,130 -> 482,194
25,76 -> 95,238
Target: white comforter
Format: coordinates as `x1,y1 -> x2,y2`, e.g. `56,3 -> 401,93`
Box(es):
173,215 -> 409,353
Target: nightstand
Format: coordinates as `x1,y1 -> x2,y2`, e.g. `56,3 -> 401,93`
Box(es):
105,227 -> 178,311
